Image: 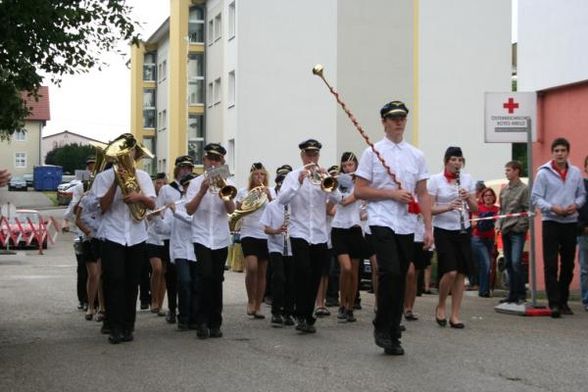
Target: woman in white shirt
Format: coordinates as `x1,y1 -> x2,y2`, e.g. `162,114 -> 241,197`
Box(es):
330,152 -> 367,322
236,162 -> 275,319
428,146 -> 477,329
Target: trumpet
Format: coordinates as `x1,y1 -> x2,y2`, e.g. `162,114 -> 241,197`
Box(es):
203,164 -> 237,201
304,163 -> 338,192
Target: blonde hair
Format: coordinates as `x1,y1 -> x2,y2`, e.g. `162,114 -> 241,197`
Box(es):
248,166 -> 269,190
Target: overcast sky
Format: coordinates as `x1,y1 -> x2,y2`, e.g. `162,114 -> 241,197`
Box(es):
42,0 -> 169,142
42,0 -> 517,143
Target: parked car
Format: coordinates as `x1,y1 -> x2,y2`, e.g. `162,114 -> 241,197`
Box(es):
8,176 -> 27,191
57,179 -> 82,205
0,209 -> 48,249
23,173 -> 34,188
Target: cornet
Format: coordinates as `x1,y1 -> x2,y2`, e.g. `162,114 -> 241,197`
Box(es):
303,163 -> 338,192
203,164 -> 237,201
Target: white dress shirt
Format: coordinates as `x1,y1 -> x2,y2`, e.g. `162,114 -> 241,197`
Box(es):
278,167 -> 342,245
79,192 -> 101,241
156,181 -> 184,241
185,174 -> 233,250
355,138 -> 428,235
93,168 -> 156,246
153,200 -> 196,263
259,199 -> 292,256
427,171 -> 475,231
236,187 -> 276,239
331,184 -> 361,229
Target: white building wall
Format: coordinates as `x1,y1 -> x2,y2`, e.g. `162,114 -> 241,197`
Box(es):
518,0 -> 588,91
233,0 -> 338,187
156,38 -> 169,173
419,0 -> 511,181
224,0 -> 238,173
205,0 -> 225,157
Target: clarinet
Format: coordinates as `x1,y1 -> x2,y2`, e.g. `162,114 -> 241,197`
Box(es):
455,168 -> 467,234
283,204 -> 290,255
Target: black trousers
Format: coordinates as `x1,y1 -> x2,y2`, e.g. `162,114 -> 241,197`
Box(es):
75,251 -> 88,305
163,240 -> 177,311
100,240 -> 146,335
139,256 -> 151,305
290,238 -> 328,323
542,221 -> 577,308
326,249 -> 340,302
269,252 -> 295,316
369,226 -> 413,340
193,243 -> 227,328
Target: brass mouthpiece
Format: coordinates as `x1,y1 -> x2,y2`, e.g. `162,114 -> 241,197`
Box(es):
312,64 -> 324,77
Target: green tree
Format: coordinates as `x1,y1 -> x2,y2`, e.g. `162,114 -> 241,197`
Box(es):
45,143 -> 95,174
0,0 -> 140,139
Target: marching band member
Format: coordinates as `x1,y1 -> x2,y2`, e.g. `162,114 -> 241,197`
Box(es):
185,143 -> 236,339
156,156 -> 195,324
260,165 -> 295,327
152,173 -> 198,331
428,146 -> 477,329
355,101 -> 433,355
93,134 -> 156,344
278,139 -> 342,334
331,152 -> 368,323
145,173 -> 168,317
236,162 -> 275,319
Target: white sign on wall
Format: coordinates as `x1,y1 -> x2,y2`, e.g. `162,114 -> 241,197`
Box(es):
484,92 -> 537,143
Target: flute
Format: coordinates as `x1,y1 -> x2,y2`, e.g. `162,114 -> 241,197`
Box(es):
283,204 -> 290,255
455,169 -> 467,234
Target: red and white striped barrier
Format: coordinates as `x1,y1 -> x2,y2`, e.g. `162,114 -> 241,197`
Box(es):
469,211 -> 534,223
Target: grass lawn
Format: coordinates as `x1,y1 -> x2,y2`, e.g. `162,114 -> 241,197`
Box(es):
42,191 -> 59,207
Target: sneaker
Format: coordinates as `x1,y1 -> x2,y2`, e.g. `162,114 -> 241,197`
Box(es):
166,310 -> 177,324
283,315 -> 295,326
271,315 -> 284,328
374,330 -> 392,349
384,340 -> 405,356
346,310 -> 356,322
337,307 -> 347,320
296,320 -> 316,334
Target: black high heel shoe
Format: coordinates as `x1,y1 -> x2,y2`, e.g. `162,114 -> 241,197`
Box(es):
449,320 -> 465,329
435,306 -> 447,327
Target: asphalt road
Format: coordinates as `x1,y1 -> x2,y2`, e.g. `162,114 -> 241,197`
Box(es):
1,231 -> 588,392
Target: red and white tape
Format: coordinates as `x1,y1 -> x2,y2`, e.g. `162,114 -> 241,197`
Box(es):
469,211 -> 534,223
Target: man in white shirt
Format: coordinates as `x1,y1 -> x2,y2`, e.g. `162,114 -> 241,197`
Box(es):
278,139 -> 342,334
185,143 -> 236,339
355,101 -> 433,355
93,134 -> 156,344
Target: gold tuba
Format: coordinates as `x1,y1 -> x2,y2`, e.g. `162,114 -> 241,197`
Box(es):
103,133 -> 154,221
228,186 -> 268,232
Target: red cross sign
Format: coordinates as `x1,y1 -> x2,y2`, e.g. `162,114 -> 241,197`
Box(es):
503,97 -> 519,114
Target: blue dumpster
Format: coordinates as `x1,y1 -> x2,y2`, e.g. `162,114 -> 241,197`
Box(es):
33,165 -> 63,191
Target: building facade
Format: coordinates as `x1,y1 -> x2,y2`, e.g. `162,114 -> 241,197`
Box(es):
130,0 -> 512,185
41,130 -> 107,165
0,86 -> 50,177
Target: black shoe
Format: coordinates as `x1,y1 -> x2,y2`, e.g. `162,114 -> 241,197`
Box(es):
551,306 -> 561,318
337,307 -> 347,320
108,333 -> 123,344
353,300 -> 362,310
499,297 -> 515,304
404,310 -> 418,321
271,315 -> 284,328
100,323 -> 111,335
140,302 -> 149,310
196,324 -> 209,339
449,320 -> 465,329
374,330 -> 392,349
121,331 -> 134,342
346,310 -> 356,322
295,320 -> 316,333
166,310 -> 177,324
177,322 -> 189,331
283,315 -> 295,326
384,340 -> 405,356
77,302 -> 85,310
209,327 -> 223,338
478,292 -> 490,298
435,306 -> 447,327
561,304 -> 574,315
325,298 -> 339,307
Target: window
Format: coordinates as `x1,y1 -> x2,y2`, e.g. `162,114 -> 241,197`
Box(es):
143,52 -> 157,81
207,82 -> 213,108
213,78 -> 221,105
214,13 -> 222,41
14,129 -> 26,141
15,152 -> 27,168
208,20 -> 214,45
228,71 -> 235,107
158,60 -> 167,82
227,139 -> 235,173
188,53 -> 205,105
189,6 -> 205,43
143,88 -> 156,128
142,138 -> 155,175
228,2 -> 236,39
187,115 -> 205,165
162,110 -> 167,129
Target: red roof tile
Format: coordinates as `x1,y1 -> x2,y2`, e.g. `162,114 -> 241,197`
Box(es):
21,86 -> 50,121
